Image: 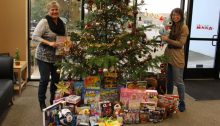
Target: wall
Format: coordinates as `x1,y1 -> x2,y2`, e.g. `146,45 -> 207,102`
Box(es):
0,0 -> 27,60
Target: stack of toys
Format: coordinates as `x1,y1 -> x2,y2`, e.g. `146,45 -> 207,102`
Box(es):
43,72 -> 180,126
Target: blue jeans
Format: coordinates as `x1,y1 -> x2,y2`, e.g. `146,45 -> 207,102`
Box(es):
167,63 -> 185,101
37,59 -> 59,104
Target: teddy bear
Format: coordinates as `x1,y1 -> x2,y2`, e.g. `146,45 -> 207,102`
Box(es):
58,108 -> 77,126
159,17 -> 173,46
113,101 -> 123,117
159,17 -> 173,35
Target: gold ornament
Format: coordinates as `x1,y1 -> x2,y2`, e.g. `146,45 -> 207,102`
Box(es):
55,81 -> 71,96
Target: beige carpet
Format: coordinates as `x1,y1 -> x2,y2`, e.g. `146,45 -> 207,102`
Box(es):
1,81 -> 220,126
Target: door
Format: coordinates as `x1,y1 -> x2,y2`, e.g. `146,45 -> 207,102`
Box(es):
184,0 -> 220,79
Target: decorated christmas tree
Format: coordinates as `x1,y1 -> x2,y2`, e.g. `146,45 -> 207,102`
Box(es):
57,0 -> 166,84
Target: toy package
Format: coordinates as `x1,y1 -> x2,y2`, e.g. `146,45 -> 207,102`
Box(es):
148,107 -> 166,123
42,101 -> 77,126
89,116 -> 99,126
123,109 -> 140,124
76,106 -> 90,125
83,89 -> 100,105
73,81 -> 84,96
103,72 -> 118,88
157,94 -> 179,116
99,101 -> 113,117
56,36 -> 71,56
120,88 -> 147,109
65,95 -> 81,104
126,81 -> 147,89
139,110 -> 148,123
90,102 -> 100,116
100,88 -> 119,102
84,76 -> 101,89
144,90 -> 158,104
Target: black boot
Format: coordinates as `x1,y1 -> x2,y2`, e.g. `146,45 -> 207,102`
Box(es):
39,102 -> 46,111
50,94 -> 55,105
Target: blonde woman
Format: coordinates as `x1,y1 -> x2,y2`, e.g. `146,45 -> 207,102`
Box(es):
32,1 -> 65,111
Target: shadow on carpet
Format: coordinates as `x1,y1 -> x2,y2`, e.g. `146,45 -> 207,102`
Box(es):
185,79 -> 220,100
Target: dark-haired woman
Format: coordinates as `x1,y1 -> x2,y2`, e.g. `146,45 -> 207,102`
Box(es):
161,8 -> 189,112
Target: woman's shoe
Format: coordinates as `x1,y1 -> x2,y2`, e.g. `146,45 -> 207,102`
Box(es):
40,102 -> 46,111
178,101 -> 186,112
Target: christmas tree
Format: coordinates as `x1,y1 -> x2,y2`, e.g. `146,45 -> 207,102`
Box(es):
57,0 -> 166,84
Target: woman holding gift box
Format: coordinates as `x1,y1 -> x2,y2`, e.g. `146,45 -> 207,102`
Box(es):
161,8 -> 189,112
32,1 -> 66,111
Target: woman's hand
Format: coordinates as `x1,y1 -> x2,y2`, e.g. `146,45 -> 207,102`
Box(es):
49,42 -> 60,48
161,35 -> 169,42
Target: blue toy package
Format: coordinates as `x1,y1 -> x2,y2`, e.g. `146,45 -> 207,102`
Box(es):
73,81 -> 84,96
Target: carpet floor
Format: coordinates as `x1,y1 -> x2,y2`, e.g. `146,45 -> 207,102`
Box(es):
185,79 -> 220,100
1,81 -> 220,126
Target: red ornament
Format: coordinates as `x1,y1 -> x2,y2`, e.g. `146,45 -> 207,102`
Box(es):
98,68 -> 103,74
85,24 -> 92,29
128,23 -> 132,28
159,16 -> 164,22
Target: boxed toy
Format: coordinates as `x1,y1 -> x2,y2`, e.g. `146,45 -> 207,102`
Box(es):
99,101 -> 113,117
100,88 -> 119,102
55,36 -> 71,56
84,76 -> 101,89
73,81 -> 84,96
83,89 -> 100,105
76,106 -> 90,126
65,95 -> 81,104
103,72 -> 118,88
123,109 -> 140,124
120,88 -> 147,109
42,101 -> 77,126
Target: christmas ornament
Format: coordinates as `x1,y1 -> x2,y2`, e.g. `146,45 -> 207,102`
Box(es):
56,69 -> 61,73
127,41 -> 132,45
55,81 -> 71,97
98,68 -> 103,74
103,68 -> 108,73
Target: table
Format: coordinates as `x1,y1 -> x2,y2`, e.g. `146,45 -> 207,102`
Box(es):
13,61 -> 28,95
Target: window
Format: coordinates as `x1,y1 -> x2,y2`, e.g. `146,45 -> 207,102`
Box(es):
29,0 -> 81,79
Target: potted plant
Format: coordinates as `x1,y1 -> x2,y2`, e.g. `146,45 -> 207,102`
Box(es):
14,48 -> 20,65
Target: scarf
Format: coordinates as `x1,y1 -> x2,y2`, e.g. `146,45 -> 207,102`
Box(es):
45,15 -> 65,35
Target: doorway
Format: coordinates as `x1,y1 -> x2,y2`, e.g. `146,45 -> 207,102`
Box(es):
184,0 -> 220,79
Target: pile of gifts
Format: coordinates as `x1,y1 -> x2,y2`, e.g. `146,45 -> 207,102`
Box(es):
42,74 -> 180,126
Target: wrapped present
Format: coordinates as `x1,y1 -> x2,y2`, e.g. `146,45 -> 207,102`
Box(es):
157,94 -> 179,116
